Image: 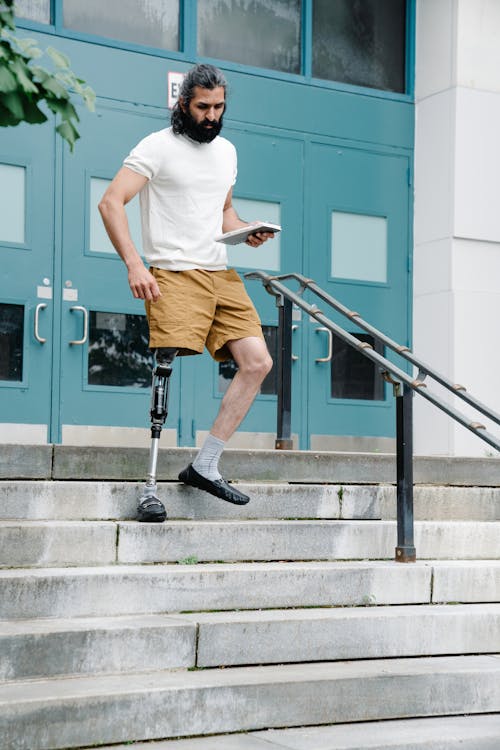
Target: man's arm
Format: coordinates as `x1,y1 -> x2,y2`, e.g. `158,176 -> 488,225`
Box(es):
222,188 -> 275,248
98,167 -> 161,301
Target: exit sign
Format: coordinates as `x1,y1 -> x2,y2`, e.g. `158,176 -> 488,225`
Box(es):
168,71 -> 185,109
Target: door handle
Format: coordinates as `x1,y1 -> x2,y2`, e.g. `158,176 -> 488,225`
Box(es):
69,305 -> 89,345
34,303 -> 47,344
291,324 -> 299,361
315,327 -> 333,363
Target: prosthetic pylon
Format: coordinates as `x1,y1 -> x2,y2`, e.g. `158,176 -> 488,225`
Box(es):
137,349 -> 177,522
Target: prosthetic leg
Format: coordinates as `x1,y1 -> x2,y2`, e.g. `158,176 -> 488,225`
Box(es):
137,348 -> 177,522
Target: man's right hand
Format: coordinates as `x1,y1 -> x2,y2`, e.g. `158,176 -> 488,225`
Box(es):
128,264 -> 161,301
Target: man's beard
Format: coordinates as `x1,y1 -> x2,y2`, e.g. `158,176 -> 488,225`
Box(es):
180,107 -> 223,143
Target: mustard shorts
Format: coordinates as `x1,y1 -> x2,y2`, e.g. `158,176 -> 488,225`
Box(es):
145,268 -> 264,362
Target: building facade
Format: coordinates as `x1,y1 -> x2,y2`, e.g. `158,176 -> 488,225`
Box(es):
2,1 -> 492,457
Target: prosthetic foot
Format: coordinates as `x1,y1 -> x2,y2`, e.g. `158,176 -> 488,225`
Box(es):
137,348 -> 177,522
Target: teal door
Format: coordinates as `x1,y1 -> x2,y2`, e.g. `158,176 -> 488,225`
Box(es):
305,142 -> 410,450
58,105 -> 180,446
0,123 -> 54,444
182,129 -> 304,448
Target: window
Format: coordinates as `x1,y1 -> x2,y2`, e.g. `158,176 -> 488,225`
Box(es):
0,304 -> 24,382
313,0 -> 406,93
89,178 -> 142,255
63,0 -> 179,51
331,211 -> 387,284
198,0 -> 302,74
0,164 -> 25,245
228,198 -> 281,271
330,332 -> 385,400
14,0 -> 50,24
88,311 -> 153,388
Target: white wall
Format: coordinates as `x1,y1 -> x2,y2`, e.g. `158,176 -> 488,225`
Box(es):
414,0 -> 500,456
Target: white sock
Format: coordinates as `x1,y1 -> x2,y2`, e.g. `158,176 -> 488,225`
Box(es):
192,433 -> 225,480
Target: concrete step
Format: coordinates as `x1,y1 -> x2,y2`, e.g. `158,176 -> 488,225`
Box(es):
2,604 -> 499,681
2,520 -> 499,567
1,561 -> 500,621
0,521 -> 117,567
3,444 -> 499,486
0,613 -> 196,681
1,655 -> 499,749
88,714 -> 500,750
189,603 -> 500,667
90,714 -> 500,750
116,520 -> 500,563
0,561 -> 433,619
0,480 -> 379,521
2,481 -> 499,521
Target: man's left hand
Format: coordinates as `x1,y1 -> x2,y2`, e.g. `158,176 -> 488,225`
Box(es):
245,230 -> 275,247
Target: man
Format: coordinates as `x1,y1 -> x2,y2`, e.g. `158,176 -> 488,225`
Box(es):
99,63 -> 274,521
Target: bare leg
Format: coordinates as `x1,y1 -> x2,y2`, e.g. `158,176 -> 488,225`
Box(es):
178,336 -> 272,505
210,336 -> 273,441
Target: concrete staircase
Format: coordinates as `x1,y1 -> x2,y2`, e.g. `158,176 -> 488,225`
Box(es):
0,445 -> 499,750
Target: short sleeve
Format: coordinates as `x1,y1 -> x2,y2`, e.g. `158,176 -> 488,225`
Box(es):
231,144 -> 237,186
123,131 -> 162,181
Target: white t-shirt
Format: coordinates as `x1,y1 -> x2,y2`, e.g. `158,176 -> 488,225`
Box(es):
123,127 -> 237,271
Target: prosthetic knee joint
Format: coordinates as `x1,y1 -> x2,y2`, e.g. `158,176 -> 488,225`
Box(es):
137,348 -> 177,522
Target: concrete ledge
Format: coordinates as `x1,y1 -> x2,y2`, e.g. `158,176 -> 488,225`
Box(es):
47,446 -> 500,485
3,481 -> 500,522
116,520 -> 500,564
0,521 -> 117,568
254,714 -> 500,750
0,614 -> 196,681
432,560 -> 500,603
189,603 -> 500,667
0,445 -> 52,479
0,562 -> 432,619
0,481 -> 379,521
96,714 -> 500,749
380,485 -> 500,521
1,445 -> 498,485
1,655 -> 499,749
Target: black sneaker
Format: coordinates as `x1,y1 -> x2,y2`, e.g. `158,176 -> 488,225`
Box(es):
178,463 -> 250,505
137,496 -> 167,522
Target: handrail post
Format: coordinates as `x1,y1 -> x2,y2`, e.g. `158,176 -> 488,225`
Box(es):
275,295 -> 293,450
395,383 -> 416,562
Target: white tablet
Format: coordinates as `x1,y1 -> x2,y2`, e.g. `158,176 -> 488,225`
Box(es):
215,222 -> 281,245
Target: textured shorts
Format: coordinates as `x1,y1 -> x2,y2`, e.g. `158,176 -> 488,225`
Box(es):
145,267 -> 264,362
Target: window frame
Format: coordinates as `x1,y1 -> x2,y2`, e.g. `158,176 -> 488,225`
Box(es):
14,0 -> 415,102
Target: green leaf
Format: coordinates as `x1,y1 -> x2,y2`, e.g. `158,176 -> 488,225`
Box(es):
47,46 -> 71,69
30,64 -> 51,83
9,57 -> 38,93
56,118 -> 80,151
80,84 -> 95,111
0,10 -> 15,31
41,74 -> 69,99
0,63 -> 17,92
0,98 -> 20,125
46,96 -> 78,122
0,88 -> 23,118
11,36 -> 43,59
20,96 -> 47,124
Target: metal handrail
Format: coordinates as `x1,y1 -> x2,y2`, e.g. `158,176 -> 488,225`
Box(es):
247,271 -> 500,452
246,270 -> 500,564
252,271 -> 500,428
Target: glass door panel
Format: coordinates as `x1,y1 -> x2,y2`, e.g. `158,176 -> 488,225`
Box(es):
0,123 -> 54,443
59,105 -> 180,447
306,142 -> 410,450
